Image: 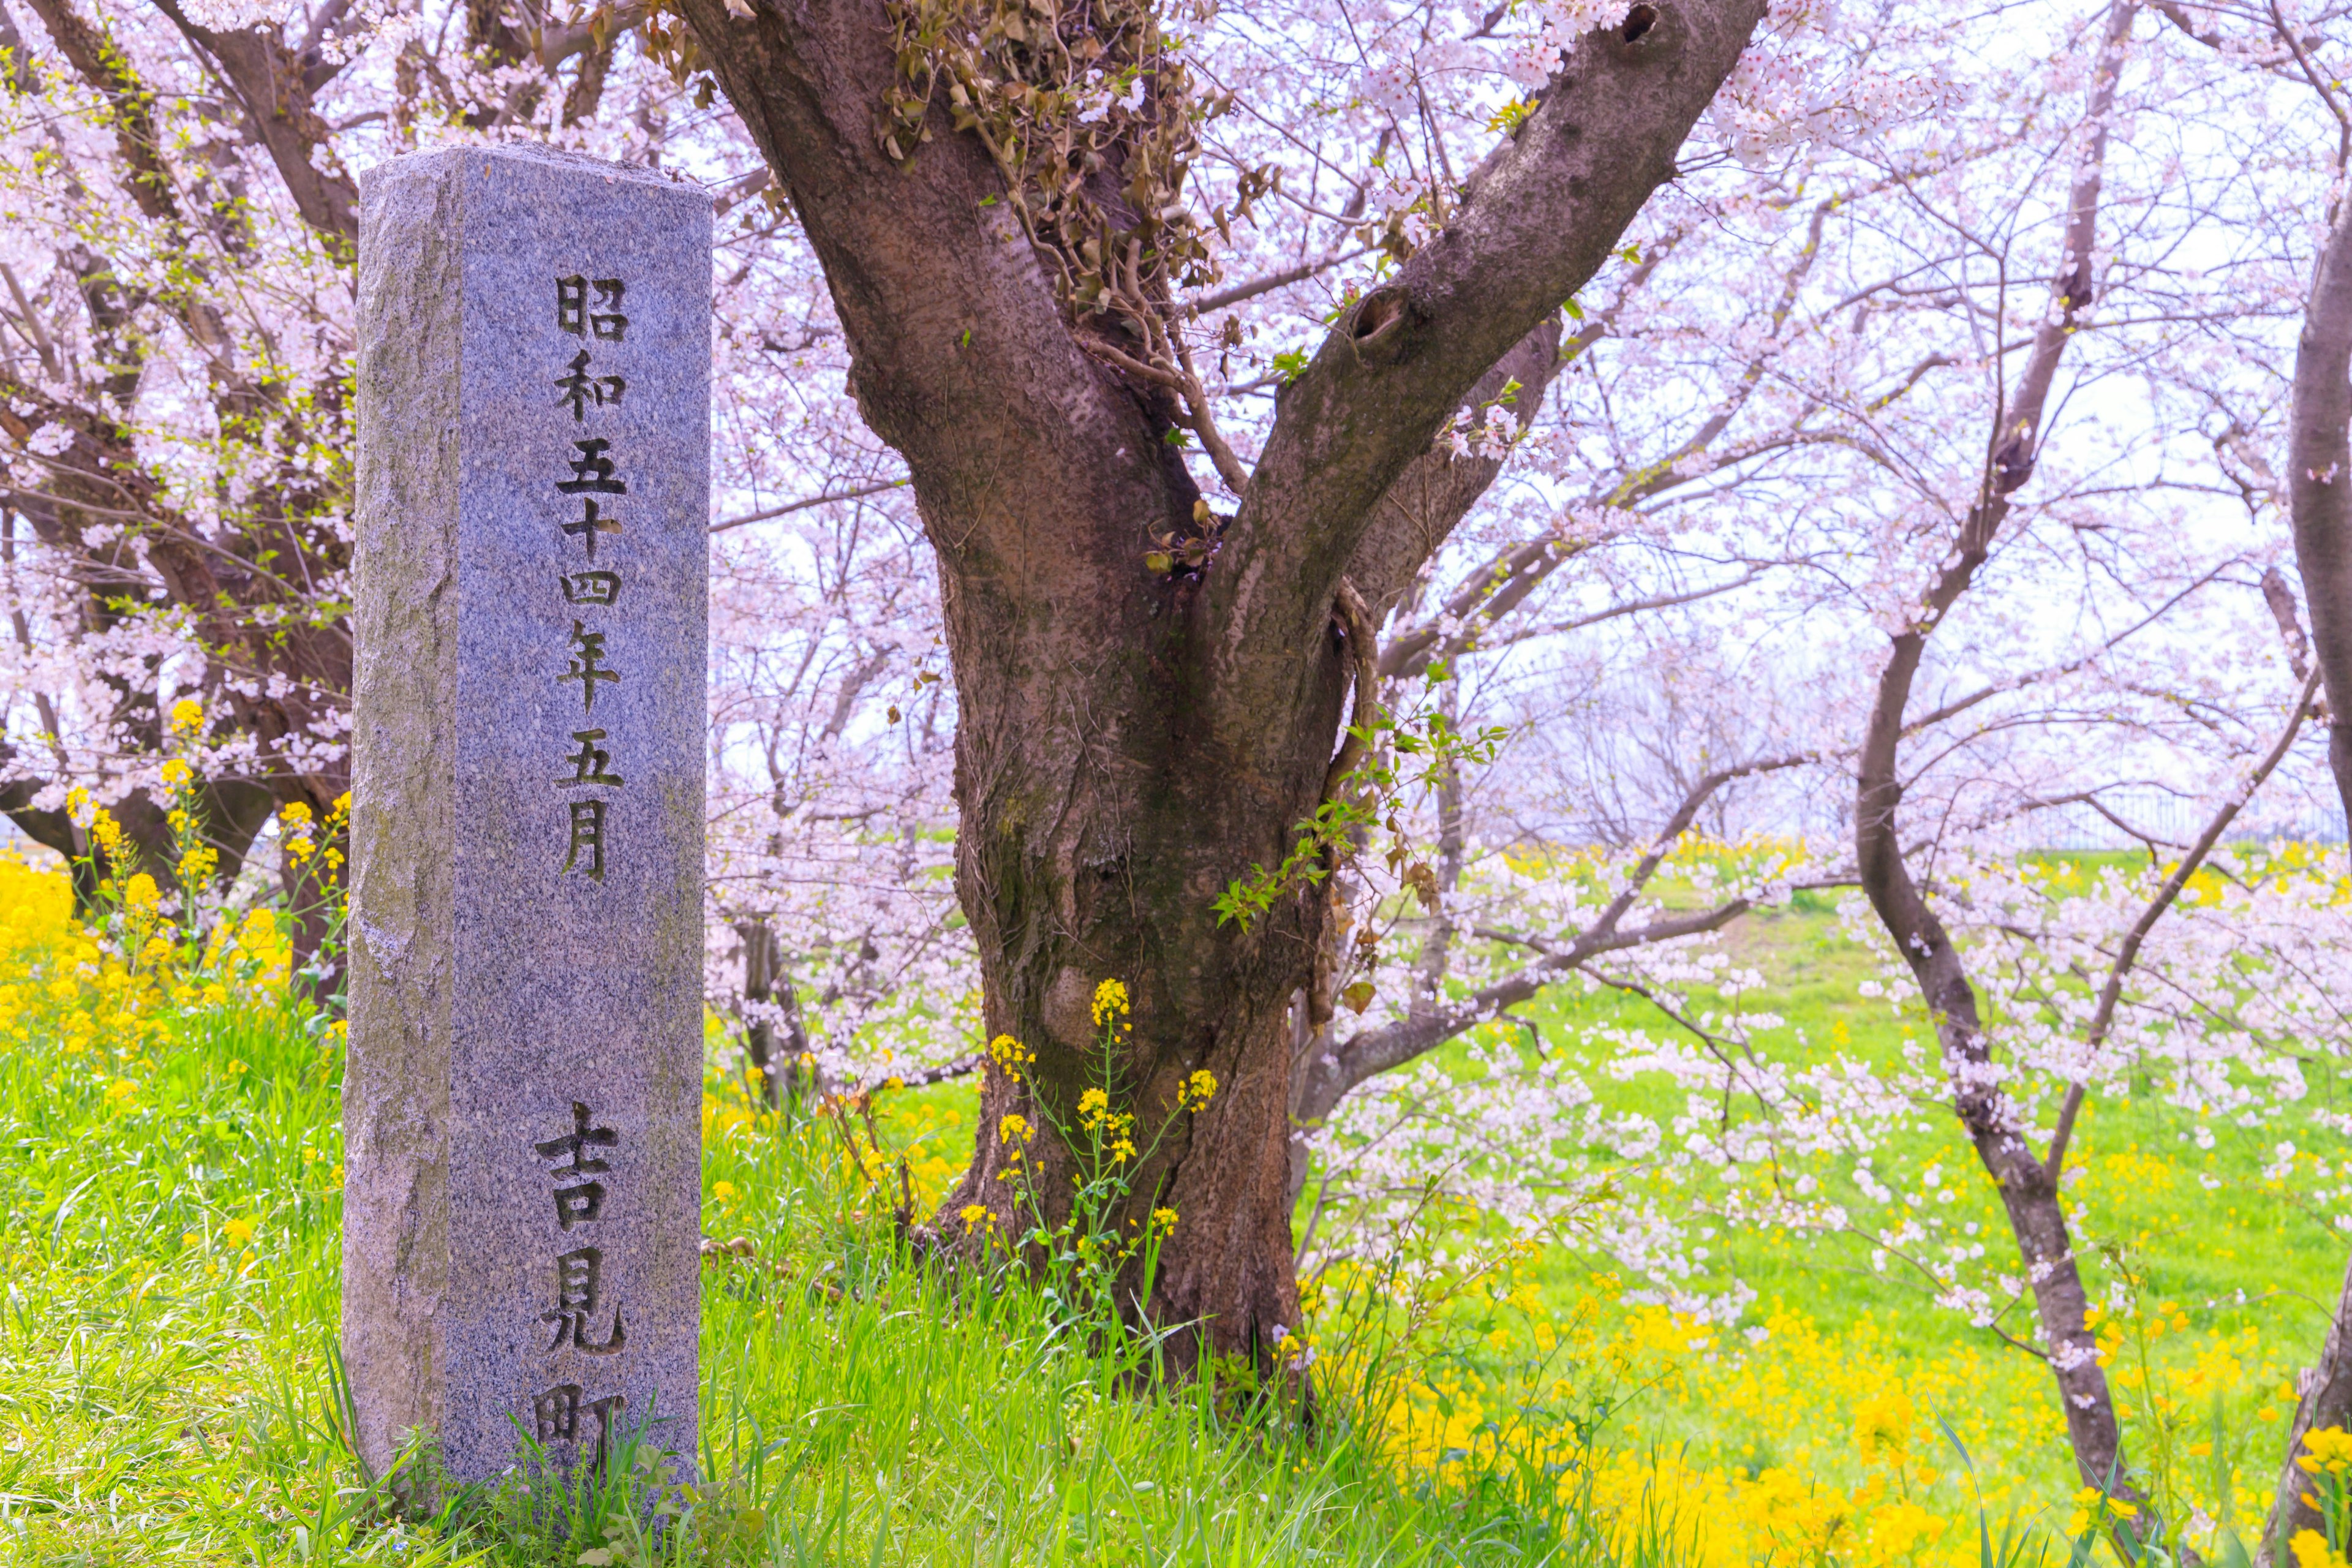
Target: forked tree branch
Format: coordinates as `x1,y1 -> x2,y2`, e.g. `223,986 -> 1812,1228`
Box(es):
149,0 -> 359,242
1205,1 -> 1768,730
1849,0 -> 2144,1520
1294,747 -> 1812,1125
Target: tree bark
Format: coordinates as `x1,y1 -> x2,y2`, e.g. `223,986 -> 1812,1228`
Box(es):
2267,125 -> 2352,1559
682,0 -> 1768,1369
1849,0 -> 2143,1521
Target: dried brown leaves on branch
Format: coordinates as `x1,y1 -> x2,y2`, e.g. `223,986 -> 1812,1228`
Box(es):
878,0 -> 1272,404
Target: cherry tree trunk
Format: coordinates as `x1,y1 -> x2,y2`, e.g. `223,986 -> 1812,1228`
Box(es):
2272,149 -> 2352,1556
679,0 -> 1769,1370
933,557 -> 1355,1365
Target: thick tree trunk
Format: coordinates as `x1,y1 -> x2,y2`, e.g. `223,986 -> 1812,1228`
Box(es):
926,556 -> 1355,1368
682,0 -> 1768,1372
2275,1250 -> 2352,1557
2269,150 -> 2352,1560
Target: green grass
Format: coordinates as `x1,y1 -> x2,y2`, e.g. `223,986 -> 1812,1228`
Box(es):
7,851 -> 2343,1566
1405,891 -> 2349,1543
0,894 -> 1677,1566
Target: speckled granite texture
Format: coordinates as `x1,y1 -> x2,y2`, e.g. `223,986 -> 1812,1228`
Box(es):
347,145 -> 710,1486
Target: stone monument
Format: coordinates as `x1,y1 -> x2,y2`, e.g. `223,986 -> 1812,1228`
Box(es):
344,145 -> 710,1486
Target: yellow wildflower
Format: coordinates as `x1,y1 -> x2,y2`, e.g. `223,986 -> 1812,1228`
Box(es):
222,1218 -> 255,1246
1091,976 -> 1129,1027
987,1033 -> 1033,1083
959,1203 -> 992,1234
1179,1069 -> 1218,1112
90,809 -> 127,861
2301,1426 -> 2352,1476
711,1180 -> 737,1202
1853,1388 -> 1913,1464
998,1113 -> 1033,1145
121,873 -> 160,917
2065,1487 -> 2138,1537
159,759 -> 191,788
1871,1502 -> 1947,1558
1152,1206 -> 1179,1233
168,697 -> 205,736
1078,1087 -> 1110,1126
104,1079 -> 137,1102
2294,1532 -> 2334,1568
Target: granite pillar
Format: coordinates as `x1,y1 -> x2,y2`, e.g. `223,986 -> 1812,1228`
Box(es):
345,145 -> 710,1485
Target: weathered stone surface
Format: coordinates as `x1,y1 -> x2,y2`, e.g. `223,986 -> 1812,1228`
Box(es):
346,145 -> 710,1485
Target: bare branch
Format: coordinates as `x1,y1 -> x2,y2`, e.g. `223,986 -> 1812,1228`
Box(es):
711,478 -> 908,533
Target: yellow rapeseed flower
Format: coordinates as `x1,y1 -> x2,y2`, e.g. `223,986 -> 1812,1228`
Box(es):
987,1033 -> 1033,1083
998,1113 -> 1033,1146
2300,1425 -> 2352,1476
1180,1069 -> 1218,1112
2294,1531 -> 2334,1568
711,1180 -> 738,1202
159,758 -> 191,788
90,808 -> 128,860
222,1218 -> 255,1246
1871,1501 -> 1947,1558
1151,1206 -> 1179,1233
121,873 -> 160,918
168,697 -> 205,737
2065,1487 -> 2138,1537
1853,1388 -> 1913,1464
959,1203 -> 992,1234
1091,977 -> 1129,1027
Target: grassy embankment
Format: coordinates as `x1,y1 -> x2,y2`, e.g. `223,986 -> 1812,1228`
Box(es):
876,850 -> 2352,1562
2,843 -> 2342,1564
0,853 -> 1673,1566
